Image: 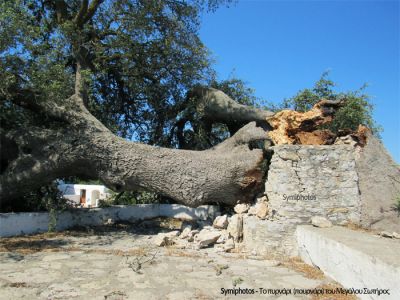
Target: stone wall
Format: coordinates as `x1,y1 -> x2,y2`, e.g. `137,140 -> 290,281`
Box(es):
243,144 -> 361,256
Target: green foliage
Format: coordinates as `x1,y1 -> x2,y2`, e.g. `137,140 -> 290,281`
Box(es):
110,190 -> 165,205
0,181 -> 70,213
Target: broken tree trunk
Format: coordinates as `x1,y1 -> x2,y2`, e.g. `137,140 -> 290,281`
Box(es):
266,99 -> 344,145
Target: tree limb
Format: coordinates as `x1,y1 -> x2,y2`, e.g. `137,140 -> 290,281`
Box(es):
74,0 -> 88,27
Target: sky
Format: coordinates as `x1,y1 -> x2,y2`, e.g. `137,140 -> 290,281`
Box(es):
199,0 -> 400,162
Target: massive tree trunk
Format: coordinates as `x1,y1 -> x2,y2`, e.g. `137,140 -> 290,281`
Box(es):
1,90 -> 269,207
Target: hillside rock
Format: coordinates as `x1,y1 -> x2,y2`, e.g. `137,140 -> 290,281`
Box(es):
355,133 -> 400,231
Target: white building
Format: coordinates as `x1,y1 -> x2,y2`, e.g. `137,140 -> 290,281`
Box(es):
58,184 -> 111,208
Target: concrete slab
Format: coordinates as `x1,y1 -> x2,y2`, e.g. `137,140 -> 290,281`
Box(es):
296,225 -> 400,300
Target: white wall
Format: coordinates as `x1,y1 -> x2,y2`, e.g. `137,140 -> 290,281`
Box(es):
0,204 -> 220,237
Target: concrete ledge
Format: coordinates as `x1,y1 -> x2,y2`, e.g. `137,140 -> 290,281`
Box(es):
296,225 -> 400,300
0,204 -> 220,237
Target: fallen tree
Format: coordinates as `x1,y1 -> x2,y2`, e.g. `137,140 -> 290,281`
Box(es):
1,79 -> 270,206
0,0 -> 367,209
1,74 -> 348,207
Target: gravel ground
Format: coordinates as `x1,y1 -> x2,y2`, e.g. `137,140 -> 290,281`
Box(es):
0,221 -> 346,300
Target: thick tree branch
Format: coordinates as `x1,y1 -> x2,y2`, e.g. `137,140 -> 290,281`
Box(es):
84,0 -> 103,23
74,0 -> 89,27
187,87 -> 274,134
54,0 -> 69,24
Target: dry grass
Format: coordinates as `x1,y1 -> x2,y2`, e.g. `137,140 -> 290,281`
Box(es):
311,283 -> 358,300
0,231 -> 155,258
8,282 -> 29,288
282,257 -> 325,280
343,221 -> 375,234
0,229 -> 93,254
164,247 -> 201,258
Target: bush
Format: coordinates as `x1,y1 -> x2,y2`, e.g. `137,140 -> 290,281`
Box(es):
110,190 -> 167,205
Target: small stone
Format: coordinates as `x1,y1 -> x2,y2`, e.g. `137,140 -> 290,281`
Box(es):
311,216 -> 332,228
264,260 -> 281,267
153,231 -> 179,246
180,227 -> 192,239
234,203 -> 250,214
213,215 -> 229,229
188,229 -> 199,242
104,218 -> 114,225
164,230 -> 180,238
216,233 -> 227,244
248,256 -> 263,260
190,229 -> 200,235
174,239 -> 189,249
256,202 -> 269,219
223,238 -> 235,252
392,232 -> 400,239
196,230 -> 221,248
227,214 -> 243,242
380,231 -> 393,238
256,195 -> 268,202
153,234 -> 168,247
248,206 -> 257,216
190,243 -> 201,251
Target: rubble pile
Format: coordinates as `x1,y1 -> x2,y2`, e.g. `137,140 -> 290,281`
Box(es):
152,196 -> 270,252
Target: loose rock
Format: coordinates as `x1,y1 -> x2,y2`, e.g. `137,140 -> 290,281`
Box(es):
227,214 -> 243,242
379,231 -> 394,238
248,206 -> 257,216
174,239 -> 189,249
196,230 -> 221,248
179,227 -> 192,240
264,260 -> 281,267
311,216 -> 332,228
213,215 -> 229,229
216,233 -> 226,244
234,204 -> 250,214
256,202 -> 269,219
164,230 -> 180,238
223,238 -> 235,252
153,234 -> 168,247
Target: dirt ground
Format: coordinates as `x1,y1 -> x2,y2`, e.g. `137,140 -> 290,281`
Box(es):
0,221 -> 354,300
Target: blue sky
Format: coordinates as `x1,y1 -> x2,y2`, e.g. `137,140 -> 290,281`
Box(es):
199,0 -> 399,162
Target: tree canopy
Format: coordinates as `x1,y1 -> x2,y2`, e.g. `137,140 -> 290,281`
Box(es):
0,0 -> 232,147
